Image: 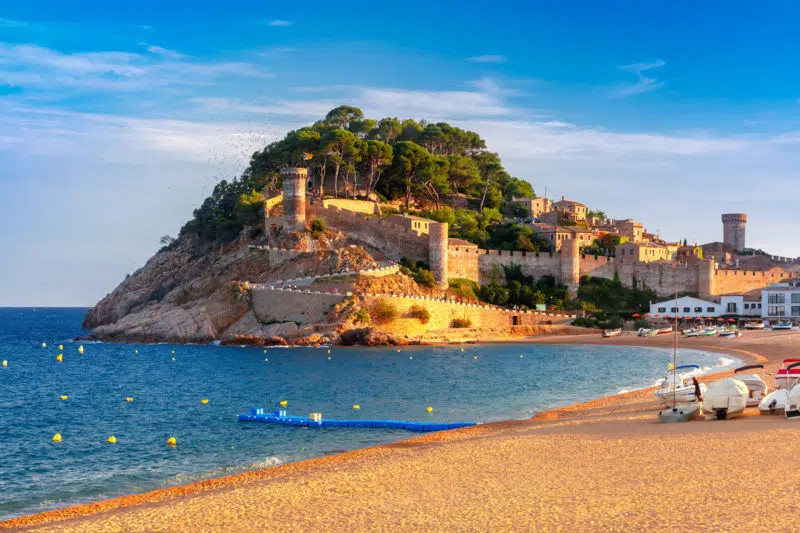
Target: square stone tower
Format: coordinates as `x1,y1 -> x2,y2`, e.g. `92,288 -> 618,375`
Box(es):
721,213 -> 747,251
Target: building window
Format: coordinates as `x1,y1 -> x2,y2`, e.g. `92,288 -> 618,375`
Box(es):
759,303 -> 762,309
768,293 -> 786,304
658,307 -> 666,313
792,294 -> 800,304
727,303 -> 737,314
744,304 -> 749,310
683,307 -> 690,313
768,306 -> 786,317
792,306 -> 800,317
706,307 -> 715,313
694,307 -> 702,312
670,307 -> 678,313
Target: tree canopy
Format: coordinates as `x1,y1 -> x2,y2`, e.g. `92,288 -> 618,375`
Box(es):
182,105 -> 535,244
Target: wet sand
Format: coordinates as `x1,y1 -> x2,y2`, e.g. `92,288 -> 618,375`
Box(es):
5,330 -> 800,532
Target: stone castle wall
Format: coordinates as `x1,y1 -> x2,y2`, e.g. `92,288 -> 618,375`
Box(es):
362,294 -> 575,333
251,287 -> 346,325
321,199 -> 380,215
307,204 -> 431,264
713,267 -> 786,295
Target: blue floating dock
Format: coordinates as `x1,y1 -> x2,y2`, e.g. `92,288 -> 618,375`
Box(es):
239,409 -> 477,433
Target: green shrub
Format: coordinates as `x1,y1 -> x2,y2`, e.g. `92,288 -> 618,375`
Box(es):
353,307 -> 371,325
407,305 -> 431,324
451,317 -> 472,328
310,217 -> 327,233
372,299 -> 398,323
571,317 -> 598,328
415,269 -> 437,288
449,278 -> 479,300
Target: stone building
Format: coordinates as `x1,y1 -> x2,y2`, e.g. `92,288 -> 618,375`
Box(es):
512,196 -> 553,220
616,241 -> 675,264
527,223 -> 594,251
552,196 -> 587,222
384,214 -> 431,236
616,219 -> 644,243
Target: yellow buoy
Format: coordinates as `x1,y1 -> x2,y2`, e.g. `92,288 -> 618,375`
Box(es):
327,349 -> 331,354
58,344 -> 63,351
171,350 -> 175,354
56,354 -> 63,363
473,355 -> 478,360
125,397 -> 134,402
352,404 -> 360,410
52,433 -> 62,443
427,406 -> 433,413
279,400 -> 288,407
264,349 -> 267,353
60,395 -> 68,401
460,347 -> 464,352
520,354 -> 524,358
172,357 -> 175,361
42,342 -> 47,348
265,358 -> 269,362
167,436 -> 177,447
201,399 -> 209,404
78,345 -> 84,354
135,349 -> 139,354
409,356 -> 413,360
327,356 -> 331,360
107,436 -> 117,444
2,360 -> 6,367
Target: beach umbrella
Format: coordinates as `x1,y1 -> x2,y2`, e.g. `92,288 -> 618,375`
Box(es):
632,313 -> 641,318
727,318 -> 736,322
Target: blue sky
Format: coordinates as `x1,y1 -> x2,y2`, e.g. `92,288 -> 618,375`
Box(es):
3,1 -> 800,306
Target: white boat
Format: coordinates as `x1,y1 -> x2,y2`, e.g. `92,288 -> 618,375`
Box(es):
703,378 -> 749,420
654,364 -> 707,407
718,328 -> 739,337
638,328 -> 658,337
656,326 -> 673,335
744,321 -> 765,330
733,364 -> 768,407
772,321 -> 793,331
775,359 -> 800,390
786,383 -> 800,419
602,328 -> 622,338
759,389 -> 789,416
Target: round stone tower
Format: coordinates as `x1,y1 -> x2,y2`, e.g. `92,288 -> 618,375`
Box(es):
281,167 -> 308,232
428,222 -> 449,289
560,238 -> 580,297
721,213 -> 747,251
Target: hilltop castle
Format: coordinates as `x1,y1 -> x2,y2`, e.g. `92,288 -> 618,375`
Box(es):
264,168 -> 796,299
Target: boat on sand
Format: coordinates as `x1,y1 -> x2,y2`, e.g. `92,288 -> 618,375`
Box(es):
703,378 -> 749,420
654,365 -> 707,407
733,364 -> 768,407
602,328 -> 622,338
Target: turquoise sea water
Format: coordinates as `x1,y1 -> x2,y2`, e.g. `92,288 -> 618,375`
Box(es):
0,308 -> 739,520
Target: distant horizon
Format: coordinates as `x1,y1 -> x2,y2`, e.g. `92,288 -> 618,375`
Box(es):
5,1 -> 800,306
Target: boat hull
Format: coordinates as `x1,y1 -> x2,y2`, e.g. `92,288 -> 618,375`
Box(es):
658,403 -> 701,423
759,389 -> 789,416
703,378 -> 749,420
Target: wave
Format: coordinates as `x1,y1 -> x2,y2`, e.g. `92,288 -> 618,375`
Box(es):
169,456 -> 287,485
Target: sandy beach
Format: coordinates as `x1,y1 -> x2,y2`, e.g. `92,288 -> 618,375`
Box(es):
5,329 -> 800,532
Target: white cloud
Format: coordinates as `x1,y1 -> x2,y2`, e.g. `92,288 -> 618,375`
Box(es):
358,87 -> 511,119
145,44 -> 185,60
466,54 -> 507,64
267,19 -> 292,27
613,59 -> 666,97
0,42 -> 272,95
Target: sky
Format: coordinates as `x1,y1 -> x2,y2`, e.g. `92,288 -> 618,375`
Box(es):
3,1 -> 800,306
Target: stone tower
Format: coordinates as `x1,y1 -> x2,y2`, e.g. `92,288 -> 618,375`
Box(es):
560,238 -> 580,297
428,222 -> 449,289
281,167 -> 308,232
721,213 -> 747,251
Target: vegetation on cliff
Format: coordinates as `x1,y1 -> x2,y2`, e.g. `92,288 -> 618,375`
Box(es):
180,105 -> 534,245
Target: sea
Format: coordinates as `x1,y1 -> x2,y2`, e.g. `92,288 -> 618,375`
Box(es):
0,307 -> 740,521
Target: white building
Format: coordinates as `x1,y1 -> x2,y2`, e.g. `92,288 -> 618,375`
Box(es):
761,280 -> 800,319
649,291 -> 762,319
649,296 -> 721,318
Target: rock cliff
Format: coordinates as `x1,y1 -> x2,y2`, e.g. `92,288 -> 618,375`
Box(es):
83,231 -> 376,344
